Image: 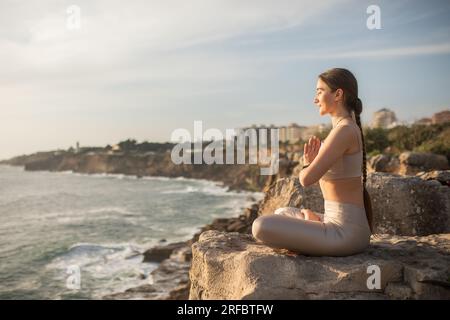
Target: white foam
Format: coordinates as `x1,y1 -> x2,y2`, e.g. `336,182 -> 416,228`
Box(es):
46,241 -> 159,299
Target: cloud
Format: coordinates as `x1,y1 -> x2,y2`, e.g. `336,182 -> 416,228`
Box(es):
267,42 -> 450,62
1,0 -> 449,159
0,0 -> 348,95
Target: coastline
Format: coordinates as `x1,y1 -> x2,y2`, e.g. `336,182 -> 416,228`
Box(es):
0,162 -> 265,300
103,198 -> 262,300
0,150 -> 274,192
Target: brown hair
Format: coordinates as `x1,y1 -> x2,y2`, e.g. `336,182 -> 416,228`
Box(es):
318,68 -> 374,234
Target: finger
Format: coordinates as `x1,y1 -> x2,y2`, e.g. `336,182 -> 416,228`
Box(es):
311,137 -> 317,151
314,137 -> 320,150
314,138 -> 320,151
310,138 -> 316,151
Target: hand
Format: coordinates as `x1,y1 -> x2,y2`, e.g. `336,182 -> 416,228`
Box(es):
300,208 -> 322,222
303,136 -> 321,165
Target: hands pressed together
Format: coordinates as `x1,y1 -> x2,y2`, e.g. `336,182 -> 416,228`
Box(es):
303,136 -> 321,165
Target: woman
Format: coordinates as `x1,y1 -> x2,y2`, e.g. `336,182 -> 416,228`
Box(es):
252,68 -> 374,256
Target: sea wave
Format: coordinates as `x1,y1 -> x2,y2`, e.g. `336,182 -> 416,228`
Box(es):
45,241 -> 158,299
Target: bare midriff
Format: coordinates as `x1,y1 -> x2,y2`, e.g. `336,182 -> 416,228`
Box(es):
319,176 -> 364,208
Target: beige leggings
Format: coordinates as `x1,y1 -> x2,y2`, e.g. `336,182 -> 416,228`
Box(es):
252,200 -> 371,256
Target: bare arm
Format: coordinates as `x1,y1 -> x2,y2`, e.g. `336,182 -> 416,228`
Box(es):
299,125 -> 353,187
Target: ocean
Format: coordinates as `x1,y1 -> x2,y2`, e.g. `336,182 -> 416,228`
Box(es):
0,165 -> 262,299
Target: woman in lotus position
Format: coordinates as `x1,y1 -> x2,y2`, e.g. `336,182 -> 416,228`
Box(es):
252,68 -> 374,256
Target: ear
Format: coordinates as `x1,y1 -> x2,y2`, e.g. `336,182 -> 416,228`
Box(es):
334,88 -> 344,102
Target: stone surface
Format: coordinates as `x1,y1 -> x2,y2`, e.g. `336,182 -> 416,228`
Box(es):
398,152 -> 449,175
368,172 -> 449,235
368,153 -> 449,176
143,241 -> 188,263
368,154 -> 400,173
258,177 -> 324,216
189,230 -> 450,300
416,170 -> 450,187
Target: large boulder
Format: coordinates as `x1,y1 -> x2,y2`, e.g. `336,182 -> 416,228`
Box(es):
258,173 -> 450,236
398,152 -> 449,175
258,177 -> 324,216
369,172 -> 449,235
367,152 -> 449,175
368,154 -> 399,173
189,230 -> 450,300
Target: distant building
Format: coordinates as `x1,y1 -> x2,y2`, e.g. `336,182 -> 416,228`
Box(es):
371,108 -> 399,129
236,124 -> 276,146
286,123 -> 303,143
431,109 -> 450,124
415,117 -> 433,126
111,144 -> 121,152
279,126 -> 287,142
238,122 -> 325,144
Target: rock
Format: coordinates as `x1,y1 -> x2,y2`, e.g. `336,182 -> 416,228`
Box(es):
11,149 -> 273,192
416,170 -> 450,187
258,177 -> 324,216
367,153 -> 449,176
398,152 -> 449,175
368,154 -> 400,173
226,220 -> 248,233
189,230 -> 450,300
368,154 -> 388,172
142,241 -> 188,263
105,244 -> 192,300
243,204 -> 259,221
171,245 -> 193,263
257,173 -> 450,236
262,157 -> 299,192
369,172 -> 450,235
189,202 -> 262,242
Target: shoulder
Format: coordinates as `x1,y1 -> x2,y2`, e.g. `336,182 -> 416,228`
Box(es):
320,124 -> 353,152
328,123 -> 355,141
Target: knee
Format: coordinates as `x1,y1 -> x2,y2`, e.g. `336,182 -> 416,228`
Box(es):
252,215 -> 270,241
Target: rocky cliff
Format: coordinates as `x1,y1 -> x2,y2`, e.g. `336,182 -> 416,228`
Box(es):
187,171 -> 450,300
1,151 -> 270,192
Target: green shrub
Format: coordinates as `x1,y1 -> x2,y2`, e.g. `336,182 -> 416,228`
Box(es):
363,127 -> 390,154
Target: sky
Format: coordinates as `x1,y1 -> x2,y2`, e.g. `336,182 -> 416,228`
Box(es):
1,0 -> 450,160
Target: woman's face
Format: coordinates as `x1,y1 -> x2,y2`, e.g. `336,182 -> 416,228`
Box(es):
314,78 -> 337,116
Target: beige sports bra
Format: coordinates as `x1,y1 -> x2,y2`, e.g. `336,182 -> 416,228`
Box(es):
320,123 -> 363,181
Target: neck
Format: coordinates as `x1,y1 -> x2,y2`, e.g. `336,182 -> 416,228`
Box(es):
331,111 -> 353,128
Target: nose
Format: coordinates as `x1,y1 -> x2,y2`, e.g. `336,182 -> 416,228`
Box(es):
313,97 -> 319,104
